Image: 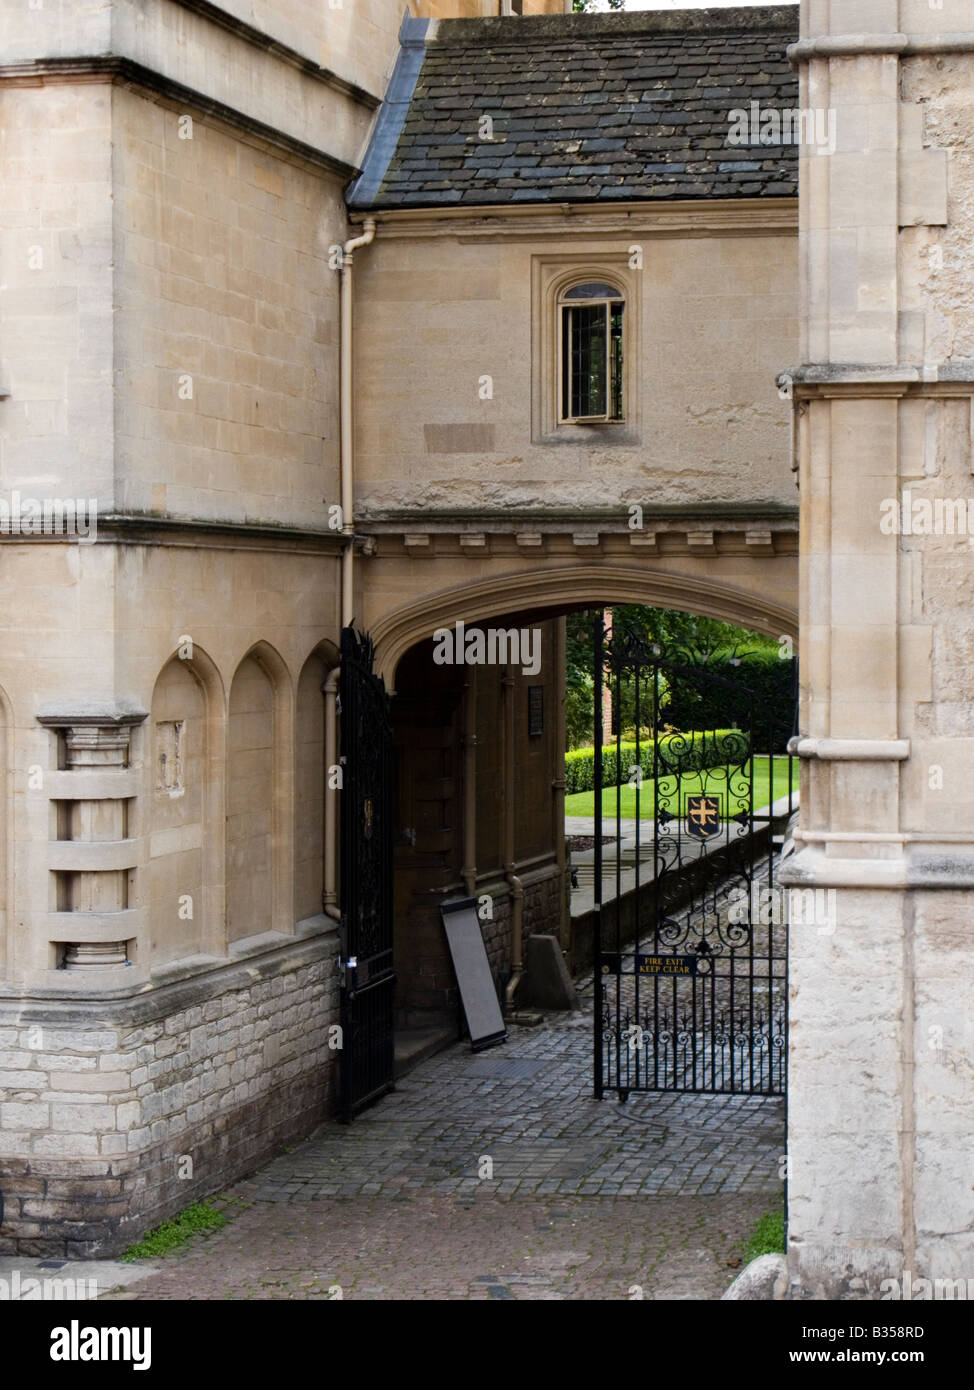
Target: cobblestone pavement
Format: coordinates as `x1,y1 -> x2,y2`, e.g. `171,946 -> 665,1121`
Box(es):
120,988 -> 784,1301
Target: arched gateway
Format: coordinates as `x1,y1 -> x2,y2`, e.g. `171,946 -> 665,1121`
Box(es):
336,537 -> 799,1118
365,555 -> 798,690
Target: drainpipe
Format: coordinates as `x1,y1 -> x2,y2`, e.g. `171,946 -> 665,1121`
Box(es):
504,874 -> 524,1014
462,672 -> 478,897
339,217 -> 376,628
322,665 -> 341,921
501,667 -> 524,1011
329,219 -> 373,923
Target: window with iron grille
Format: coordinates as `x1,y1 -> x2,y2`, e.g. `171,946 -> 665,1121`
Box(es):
559,282 -> 625,424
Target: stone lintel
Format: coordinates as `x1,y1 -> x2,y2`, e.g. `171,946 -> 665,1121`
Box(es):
37,707 -> 148,729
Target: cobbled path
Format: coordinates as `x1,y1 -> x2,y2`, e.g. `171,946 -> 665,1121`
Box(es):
120,987 -> 784,1301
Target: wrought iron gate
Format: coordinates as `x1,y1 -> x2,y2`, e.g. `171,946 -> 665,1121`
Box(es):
338,625 -> 396,1120
592,616 -> 797,1098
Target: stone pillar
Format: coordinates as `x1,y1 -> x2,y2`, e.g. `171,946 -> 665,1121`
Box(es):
783,0 -> 974,1295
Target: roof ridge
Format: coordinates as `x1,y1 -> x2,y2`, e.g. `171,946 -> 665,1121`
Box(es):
426,7 -> 800,46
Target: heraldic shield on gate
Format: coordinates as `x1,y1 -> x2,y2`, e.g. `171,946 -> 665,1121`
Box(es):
591,617 -> 798,1100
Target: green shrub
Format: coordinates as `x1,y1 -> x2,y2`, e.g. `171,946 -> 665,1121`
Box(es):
664,650 -> 796,754
564,728 -> 749,795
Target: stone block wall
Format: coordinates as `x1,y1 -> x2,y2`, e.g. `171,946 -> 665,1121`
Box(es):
785,0 -> 974,1292
0,930 -> 337,1257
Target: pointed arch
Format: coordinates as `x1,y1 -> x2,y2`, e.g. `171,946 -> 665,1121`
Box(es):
294,640 -> 340,924
369,562 -> 799,688
227,641 -> 294,942
146,644 -> 226,962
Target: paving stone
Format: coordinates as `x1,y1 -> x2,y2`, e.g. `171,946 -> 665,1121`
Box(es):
120,984 -> 784,1300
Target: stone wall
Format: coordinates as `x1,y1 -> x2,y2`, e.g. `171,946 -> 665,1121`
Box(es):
784,0 -> 974,1294
353,210 -> 798,518
0,929 -> 337,1257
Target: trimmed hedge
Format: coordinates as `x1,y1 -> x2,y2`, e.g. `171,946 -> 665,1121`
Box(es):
565,728 -> 749,795
664,650 -> 796,754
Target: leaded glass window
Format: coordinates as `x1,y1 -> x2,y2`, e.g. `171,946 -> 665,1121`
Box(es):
559,283 -> 625,423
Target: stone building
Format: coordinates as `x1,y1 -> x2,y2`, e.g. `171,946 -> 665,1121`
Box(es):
1,0 -> 971,1301
781,0 -> 974,1298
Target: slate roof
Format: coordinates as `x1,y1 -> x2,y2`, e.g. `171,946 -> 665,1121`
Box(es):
347,6 -> 800,210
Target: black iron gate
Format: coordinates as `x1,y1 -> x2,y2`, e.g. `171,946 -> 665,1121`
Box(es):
592,615 -> 797,1098
338,624 -> 396,1121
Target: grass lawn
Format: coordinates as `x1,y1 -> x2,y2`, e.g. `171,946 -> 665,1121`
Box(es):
564,756 -> 795,820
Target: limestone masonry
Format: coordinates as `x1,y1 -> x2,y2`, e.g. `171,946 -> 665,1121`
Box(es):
0,0 -> 972,1299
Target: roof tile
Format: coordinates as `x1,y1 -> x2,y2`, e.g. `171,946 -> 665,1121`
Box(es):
348,7 -> 800,210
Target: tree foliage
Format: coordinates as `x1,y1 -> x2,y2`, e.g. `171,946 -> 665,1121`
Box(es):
565,606 -> 788,750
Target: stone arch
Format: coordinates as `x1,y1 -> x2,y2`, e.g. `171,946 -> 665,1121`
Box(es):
145,645 -> 226,963
226,642 -> 293,942
370,562 -> 799,688
294,640 -> 340,924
